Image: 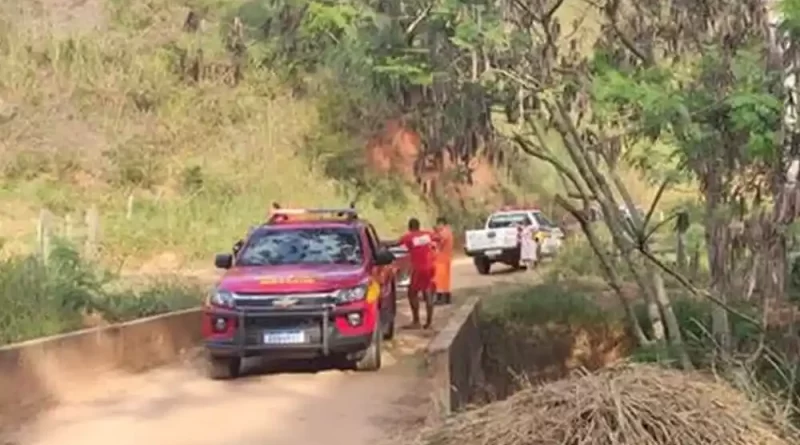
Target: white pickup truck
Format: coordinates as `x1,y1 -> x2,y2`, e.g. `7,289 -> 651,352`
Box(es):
464,209 -> 564,275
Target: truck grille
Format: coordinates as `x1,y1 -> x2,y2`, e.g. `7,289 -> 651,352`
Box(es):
233,292 -> 336,309
230,292 -> 337,347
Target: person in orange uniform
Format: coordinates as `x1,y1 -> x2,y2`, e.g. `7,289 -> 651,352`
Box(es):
433,216 -> 454,305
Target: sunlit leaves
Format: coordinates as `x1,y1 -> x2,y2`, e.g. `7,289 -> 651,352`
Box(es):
373,55 -> 434,85
303,2 -> 372,40
725,92 -> 782,159
592,45 -> 781,186
780,0 -> 800,36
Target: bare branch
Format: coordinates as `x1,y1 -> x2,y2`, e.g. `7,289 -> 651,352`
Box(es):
544,0 -> 567,21
405,3 -> 433,36
513,134 -> 587,199
555,193 -> 651,345
642,177 -> 671,232
639,247 -> 762,328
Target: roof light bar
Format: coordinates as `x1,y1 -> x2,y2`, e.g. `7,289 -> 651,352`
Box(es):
272,208 -> 357,215
266,206 -> 358,223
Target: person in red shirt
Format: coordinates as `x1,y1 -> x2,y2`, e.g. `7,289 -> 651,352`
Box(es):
393,218 -> 440,329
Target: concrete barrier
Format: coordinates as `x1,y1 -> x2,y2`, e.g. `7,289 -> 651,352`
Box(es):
0,308 -> 202,428
425,296 -> 484,416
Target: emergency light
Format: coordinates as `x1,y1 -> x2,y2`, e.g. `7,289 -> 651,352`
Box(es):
500,205 -> 541,211
267,206 -> 359,223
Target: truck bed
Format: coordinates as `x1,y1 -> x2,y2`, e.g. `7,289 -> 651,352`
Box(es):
464,228 -> 518,254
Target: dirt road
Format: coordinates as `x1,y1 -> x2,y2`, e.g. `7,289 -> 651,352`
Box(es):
8,260 -> 528,445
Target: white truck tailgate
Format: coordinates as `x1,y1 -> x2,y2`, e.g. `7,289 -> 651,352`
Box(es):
465,228 -> 518,252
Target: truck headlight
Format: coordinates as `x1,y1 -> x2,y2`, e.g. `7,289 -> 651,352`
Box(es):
336,284 -> 368,304
207,290 -> 235,308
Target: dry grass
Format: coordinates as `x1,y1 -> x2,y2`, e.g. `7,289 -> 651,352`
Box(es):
0,0 -> 696,267
416,363 -> 799,445
0,0 -> 432,265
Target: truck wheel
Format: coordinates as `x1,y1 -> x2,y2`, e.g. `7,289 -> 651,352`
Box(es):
208,356 -> 241,380
474,257 -> 491,275
356,314 -> 382,371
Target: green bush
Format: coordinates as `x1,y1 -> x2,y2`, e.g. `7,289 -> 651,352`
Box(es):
95,279 -> 203,323
0,240 -> 203,345
631,297 -> 762,367
632,296 -> 800,413
545,237 -> 611,283
482,282 -> 619,328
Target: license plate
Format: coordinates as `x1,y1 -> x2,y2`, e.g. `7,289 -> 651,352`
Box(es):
485,249 -> 502,257
263,330 -> 306,344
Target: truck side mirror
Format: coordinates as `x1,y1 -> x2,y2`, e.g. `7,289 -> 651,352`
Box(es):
375,248 -> 395,266
215,253 -> 233,269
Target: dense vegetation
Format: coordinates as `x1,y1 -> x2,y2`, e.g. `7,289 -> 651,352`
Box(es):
0,0 -> 653,343
0,0 -> 664,262
5,2 -> 800,431
0,241 -> 203,345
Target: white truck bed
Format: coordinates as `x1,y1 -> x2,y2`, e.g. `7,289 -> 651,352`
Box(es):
464,228 -> 519,255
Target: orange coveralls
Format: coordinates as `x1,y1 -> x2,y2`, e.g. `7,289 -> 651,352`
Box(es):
434,225 -> 454,294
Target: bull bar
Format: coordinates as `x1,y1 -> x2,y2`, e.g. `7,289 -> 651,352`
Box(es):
206,302 -> 370,357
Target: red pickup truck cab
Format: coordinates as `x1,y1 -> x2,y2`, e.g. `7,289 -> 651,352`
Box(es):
202,208 -> 398,379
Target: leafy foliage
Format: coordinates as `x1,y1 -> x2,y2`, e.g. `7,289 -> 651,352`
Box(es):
234,0 -> 512,189
0,241 -> 203,345
592,48 -> 782,193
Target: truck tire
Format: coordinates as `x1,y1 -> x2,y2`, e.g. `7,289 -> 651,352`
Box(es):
208,356 -> 241,380
474,257 -> 491,275
356,314 -> 382,371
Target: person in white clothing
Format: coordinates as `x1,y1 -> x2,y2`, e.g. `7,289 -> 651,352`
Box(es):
518,221 -> 538,270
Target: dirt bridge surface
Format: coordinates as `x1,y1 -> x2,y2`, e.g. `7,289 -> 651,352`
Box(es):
8,260 -> 528,445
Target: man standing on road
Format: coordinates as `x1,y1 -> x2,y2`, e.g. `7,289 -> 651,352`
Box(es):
392,218 -> 440,329
434,216 -> 453,306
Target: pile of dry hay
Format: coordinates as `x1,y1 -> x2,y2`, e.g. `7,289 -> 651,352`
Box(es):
417,363 -> 799,445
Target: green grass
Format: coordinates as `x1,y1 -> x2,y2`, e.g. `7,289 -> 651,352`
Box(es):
0,0 -> 703,346
0,0 -> 435,266
0,0 -> 698,267
482,282 -> 622,328
0,240 -> 204,345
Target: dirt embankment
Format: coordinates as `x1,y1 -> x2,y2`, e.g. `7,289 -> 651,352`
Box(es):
475,313 -> 632,403
366,119 -> 503,202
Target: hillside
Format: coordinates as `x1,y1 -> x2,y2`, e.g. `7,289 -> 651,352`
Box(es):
0,2 -> 384,266
0,1 -> 498,268
0,0 -> 686,271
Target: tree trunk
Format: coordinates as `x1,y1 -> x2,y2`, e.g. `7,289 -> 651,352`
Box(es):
706,212 -> 732,354
676,231 -> 687,272
648,261 -> 693,369
555,195 -> 651,346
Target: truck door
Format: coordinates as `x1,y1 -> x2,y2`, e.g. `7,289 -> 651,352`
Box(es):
365,224 -> 392,316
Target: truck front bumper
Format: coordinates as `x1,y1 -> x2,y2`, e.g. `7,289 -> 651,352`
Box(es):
204,306 -> 374,360
464,247 -> 519,260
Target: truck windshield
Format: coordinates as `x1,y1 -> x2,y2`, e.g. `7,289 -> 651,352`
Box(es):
237,227 -> 363,266
487,213 -> 531,228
